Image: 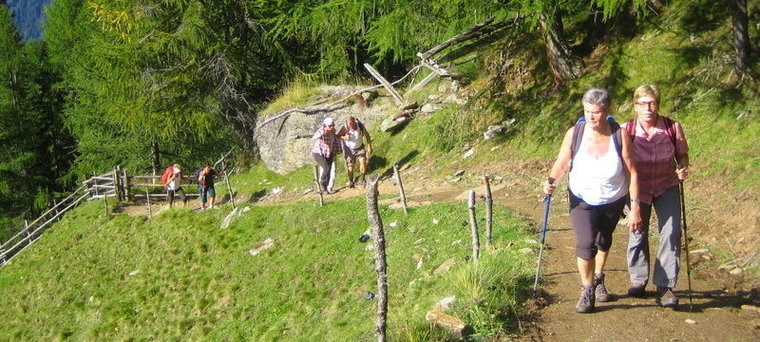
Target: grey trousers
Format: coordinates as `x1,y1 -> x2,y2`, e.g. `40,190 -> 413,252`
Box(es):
627,185 -> 682,288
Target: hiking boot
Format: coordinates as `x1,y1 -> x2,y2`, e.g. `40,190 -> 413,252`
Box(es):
575,284 -> 596,313
656,287 -> 679,308
627,282 -> 647,297
594,273 -> 611,302
348,179 -> 355,188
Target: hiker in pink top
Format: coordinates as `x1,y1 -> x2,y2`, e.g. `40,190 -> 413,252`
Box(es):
623,85 -> 690,308
311,117 -> 343,194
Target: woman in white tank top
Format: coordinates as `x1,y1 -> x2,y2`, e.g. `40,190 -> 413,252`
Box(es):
542,88 -> 642,314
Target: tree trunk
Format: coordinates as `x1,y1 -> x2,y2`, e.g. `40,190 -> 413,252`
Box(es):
151,139 -> 160,173
731,0 -> 750,74
538,11 -> 583,87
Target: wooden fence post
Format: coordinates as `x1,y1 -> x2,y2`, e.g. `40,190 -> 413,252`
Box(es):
53,199 -> 60,217
24,220 -> 30,238
483,176 -> 493,246
113,167 -> 122,203
313,165 -> 324,207
145,189 -> 152,219
123,168 -> 132,201
393,164 -> 408,215
366,175 -> 388,342
468,190 -> 480,263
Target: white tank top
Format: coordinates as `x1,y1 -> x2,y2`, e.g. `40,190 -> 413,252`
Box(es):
344,128 -> 363,150
568,131 -> 627,205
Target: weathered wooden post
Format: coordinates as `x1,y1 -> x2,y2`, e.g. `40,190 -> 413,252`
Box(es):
123,168 -> 132,201
24,220 -> 30,238
313,165 -> 324,207
145,188 -> 152,219
483,176 -> 493,246
113,167 -> 121,203
393,164 -> 408,215
53,199 -> 60,216
468,190 -> 480,263
365,175 -> 388,342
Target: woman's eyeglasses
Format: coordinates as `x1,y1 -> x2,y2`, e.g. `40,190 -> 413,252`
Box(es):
635,100 -> 658,107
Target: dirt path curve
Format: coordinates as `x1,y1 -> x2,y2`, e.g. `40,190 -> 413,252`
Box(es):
119,163 -> 760,340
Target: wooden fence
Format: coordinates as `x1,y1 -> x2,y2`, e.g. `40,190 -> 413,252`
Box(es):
0,161 -> 234,267
0,183 -> 91,266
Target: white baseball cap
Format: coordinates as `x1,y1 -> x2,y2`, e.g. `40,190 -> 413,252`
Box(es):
323,117 -> 334,126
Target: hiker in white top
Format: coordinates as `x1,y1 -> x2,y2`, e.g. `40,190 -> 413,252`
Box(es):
166,164 -> 187,208
567,132 -> 627,205
339,116 -> 373,188
543,87 -> 641,314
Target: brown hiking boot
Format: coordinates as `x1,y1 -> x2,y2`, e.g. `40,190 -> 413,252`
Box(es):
594,273 -> 610,302
575,284 -> 596,313
656,287 -> 679,308
627,282 -> 647,297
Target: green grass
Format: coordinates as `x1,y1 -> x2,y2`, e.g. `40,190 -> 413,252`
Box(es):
259,79 -> 322,117
0,189 -> 534,341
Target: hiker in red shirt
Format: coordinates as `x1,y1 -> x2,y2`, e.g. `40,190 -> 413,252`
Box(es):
311,117 -> 342,194
623,85 -> 690,308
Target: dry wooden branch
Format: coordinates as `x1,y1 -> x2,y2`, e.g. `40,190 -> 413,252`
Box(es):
364,63 -> 404,105
393,164 -> 408,215
483,176 -> 493,246
313,165 -> 324,207
468,190 -> 480,263
366,175 -> 388,342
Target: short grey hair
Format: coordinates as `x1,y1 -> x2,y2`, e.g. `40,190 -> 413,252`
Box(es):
582,87 -> 611,109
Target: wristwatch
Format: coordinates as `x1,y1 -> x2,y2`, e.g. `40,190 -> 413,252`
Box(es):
631,198 -> 641,204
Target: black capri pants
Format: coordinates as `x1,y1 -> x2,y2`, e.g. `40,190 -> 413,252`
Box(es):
569,191 -> 627,260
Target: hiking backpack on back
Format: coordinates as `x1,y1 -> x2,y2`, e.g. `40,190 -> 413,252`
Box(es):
160,166 -> 174,185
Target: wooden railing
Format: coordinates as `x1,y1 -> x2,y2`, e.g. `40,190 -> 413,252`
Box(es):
0,183 -> 91,266
1,152 -> 236,266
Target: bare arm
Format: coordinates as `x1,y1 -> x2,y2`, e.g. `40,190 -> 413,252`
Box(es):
361,125 -> 373,154
543,128 -> 574,195
621,129 -> 642,232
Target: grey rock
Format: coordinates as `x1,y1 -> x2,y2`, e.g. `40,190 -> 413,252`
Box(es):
249,238 -> 275,256
450,81 -> 461,92
221,208 -> 239,229
255,85 -> 389,174
453,170 -> 465,177
421,103 -> 442,113
463,149 -> 475,159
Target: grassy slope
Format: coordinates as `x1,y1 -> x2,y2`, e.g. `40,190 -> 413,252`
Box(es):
0,184 -> 534,340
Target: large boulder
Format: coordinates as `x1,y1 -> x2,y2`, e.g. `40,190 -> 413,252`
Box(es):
256,86 -> 391,174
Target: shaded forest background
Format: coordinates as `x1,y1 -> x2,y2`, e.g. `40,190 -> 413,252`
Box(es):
0,0 -> 757,241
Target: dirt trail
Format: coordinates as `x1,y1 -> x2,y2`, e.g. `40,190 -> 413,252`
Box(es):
118,162 -> 760,340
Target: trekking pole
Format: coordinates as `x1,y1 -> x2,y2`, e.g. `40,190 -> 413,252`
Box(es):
679,179 -> 693,311
533,177 -> 555,294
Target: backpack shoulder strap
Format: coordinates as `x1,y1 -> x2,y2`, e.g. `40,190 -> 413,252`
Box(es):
661,116 -> 677,147
610,121 -> 623,160
569,122 -> 585,171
